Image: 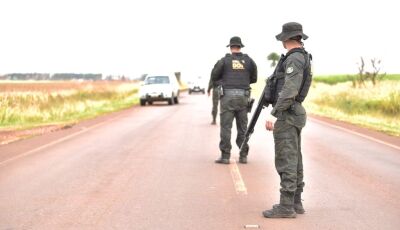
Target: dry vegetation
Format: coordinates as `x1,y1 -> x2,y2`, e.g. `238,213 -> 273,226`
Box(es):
304,80 -> 400,136
0,81 -> 139,130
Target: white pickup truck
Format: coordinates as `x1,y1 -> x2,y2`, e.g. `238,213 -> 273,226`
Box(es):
139,75 -> 180,106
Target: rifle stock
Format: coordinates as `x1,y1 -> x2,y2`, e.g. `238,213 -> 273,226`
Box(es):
240,85 -> 269,151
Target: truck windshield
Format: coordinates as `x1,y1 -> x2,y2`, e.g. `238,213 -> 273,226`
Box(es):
145,76 -> 170,84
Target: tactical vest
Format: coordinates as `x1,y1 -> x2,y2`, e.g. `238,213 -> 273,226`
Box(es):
265,48 -> 312,105
221,53 -> 252,90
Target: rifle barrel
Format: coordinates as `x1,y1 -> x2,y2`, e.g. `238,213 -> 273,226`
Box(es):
240,86 -> 269,151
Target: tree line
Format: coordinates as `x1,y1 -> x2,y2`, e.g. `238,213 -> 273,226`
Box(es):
0,73 -> 102,81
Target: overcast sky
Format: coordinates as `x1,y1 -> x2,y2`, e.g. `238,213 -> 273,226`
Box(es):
0,0 -> 398,80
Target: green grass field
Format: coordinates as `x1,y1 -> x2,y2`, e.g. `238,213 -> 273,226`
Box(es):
313,74 -> 400,85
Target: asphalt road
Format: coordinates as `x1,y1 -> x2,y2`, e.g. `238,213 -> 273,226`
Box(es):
1,93 -> 399,230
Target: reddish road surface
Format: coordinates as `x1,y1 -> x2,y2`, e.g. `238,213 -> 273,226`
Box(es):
1,93 -> 399,230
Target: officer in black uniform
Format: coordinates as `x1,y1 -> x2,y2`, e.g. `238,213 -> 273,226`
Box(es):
211,36 -> 257,164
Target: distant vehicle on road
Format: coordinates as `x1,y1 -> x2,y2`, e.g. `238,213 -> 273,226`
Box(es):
188,76 -> 206,94
139,75 -> 180,106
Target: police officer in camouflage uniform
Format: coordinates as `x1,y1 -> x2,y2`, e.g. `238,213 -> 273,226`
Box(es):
211,36 -> 257,164
207,78 -> 221,125
263,22 -> 312,218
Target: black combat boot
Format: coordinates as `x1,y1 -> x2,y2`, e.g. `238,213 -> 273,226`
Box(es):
239,156 -> 247,164
239,147 -> 248,164
262,204 -> 296,218
263,192 -> 296,218
211,115 -> 217,125
214,157 -> 229,164
294,193 -> 305,214
215,152 -> 230,164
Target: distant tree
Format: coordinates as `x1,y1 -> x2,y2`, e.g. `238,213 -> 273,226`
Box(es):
355,57 -> 367,87
353,57 -> 385,87
366,58 -> 384,86
267,52 -> 280,68
140,74 -> 148,81
51,73 -> 102,81
5,73 -> 50,80
174,72 -> 181,84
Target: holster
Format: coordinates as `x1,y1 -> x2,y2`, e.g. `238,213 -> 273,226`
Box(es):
247,98 -> 255,113
218,85 -> 224,98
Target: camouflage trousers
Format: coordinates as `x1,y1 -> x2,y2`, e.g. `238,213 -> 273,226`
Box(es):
273,120 -> 304,205
211,87 -> 219,121
219,93 -> 249,159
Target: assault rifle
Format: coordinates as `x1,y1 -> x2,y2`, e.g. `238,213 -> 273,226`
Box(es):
239,85 -> 270,152
240,54 -> 285,152
240,50 -> 312,152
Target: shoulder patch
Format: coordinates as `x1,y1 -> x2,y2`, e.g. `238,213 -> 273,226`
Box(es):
286,66 -> 294,74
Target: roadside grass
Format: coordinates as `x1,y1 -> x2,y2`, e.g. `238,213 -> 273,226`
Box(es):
0,81 -> 139,130
304,81 -> 400,136
251,76 -> 400,136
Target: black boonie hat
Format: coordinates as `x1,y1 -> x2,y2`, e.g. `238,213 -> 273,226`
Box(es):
226,36 -> 245,48
276,22 -> 309,41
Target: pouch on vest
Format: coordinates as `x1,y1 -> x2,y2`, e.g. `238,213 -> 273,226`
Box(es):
289,103 -> 306,115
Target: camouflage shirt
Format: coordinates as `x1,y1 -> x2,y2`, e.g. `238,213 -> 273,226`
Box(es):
271,50 -> 307,128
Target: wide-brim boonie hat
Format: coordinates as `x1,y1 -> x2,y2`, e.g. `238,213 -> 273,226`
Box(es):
226,36 -> 245,47
276,22 -> 308,41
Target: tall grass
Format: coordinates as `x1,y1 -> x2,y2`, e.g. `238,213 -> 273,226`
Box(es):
304,81 -> 400,136
251,75 -> 400,135
0,81 -> 139,130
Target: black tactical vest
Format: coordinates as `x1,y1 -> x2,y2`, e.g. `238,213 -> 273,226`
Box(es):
222,53 -> 252,90
265,48 -> 312,105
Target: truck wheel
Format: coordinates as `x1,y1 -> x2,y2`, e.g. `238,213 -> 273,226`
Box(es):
140,99 -> 146,106
168,93 -> 175,105
174,96 -> 179,104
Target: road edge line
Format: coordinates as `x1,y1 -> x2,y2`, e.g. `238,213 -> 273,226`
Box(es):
309,117 -> 400,151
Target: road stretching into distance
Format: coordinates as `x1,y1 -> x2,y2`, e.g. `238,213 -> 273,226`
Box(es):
0,93 -> 399,230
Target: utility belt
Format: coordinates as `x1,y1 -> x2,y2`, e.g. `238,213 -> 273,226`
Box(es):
221,88 -> 250,97
220,87 -> 254,113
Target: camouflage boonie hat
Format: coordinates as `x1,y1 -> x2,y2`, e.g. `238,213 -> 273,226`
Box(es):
226,36 -> 245,48
276,22 -> 308,41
